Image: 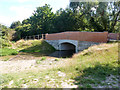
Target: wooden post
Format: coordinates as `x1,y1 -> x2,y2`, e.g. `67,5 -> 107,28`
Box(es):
33,35 -> 35,40
29,36 -> 31,40
25,36 -> 27,40
38,35 -> 39,40
42,34 -> 43,39
117,33 -> 119,40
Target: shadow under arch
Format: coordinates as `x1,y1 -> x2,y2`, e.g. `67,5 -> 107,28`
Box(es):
49,42 -> 76,58
59,42 -> 76,51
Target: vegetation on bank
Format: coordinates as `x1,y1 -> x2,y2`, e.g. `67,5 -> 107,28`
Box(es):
0,48 -> 18,56
0,43 -> 119,88
0,39 -> 55,56
18,39 -> 55,53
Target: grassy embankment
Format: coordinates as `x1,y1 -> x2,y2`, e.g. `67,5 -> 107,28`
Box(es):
0,39 -> 55,56
0,38 -> 18,56
0,43 -> 119,88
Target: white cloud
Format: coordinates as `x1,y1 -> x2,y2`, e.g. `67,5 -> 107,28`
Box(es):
0,15 -> 13,26
0,0 -> 69,26
9,5 -> 34,22
0,5 -> 34,26
18,0 -> 29,3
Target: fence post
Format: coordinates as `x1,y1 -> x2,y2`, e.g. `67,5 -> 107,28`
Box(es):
42,34 -> 43,39
29,36 -> 31,40
25,36 -> 27,40
33,35 -> 35,40
117,33 -> 119,40
38,35 -> 39,39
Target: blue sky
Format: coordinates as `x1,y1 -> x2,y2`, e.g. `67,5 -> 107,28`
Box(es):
0,0 -> 70,27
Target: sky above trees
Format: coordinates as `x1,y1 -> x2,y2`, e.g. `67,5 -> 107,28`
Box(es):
0,0 -> 69,26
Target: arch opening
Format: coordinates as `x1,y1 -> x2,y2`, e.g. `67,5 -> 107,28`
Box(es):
48,41 -> 77,58
60,42 -> 76,51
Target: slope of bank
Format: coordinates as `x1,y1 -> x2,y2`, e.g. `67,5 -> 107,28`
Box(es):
0,39 -> 56,56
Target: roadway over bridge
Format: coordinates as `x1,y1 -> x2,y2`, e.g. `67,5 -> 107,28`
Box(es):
45,31 -> 108,52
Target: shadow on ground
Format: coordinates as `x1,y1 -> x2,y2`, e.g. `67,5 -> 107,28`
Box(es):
20,46 -> 76,58
73,62 -> 119,88
19,44 -> 55,57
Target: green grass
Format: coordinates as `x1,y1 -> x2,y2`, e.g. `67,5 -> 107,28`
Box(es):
36,60 -> 42,64
54,58 -> 59,61
0,43 -> 119,88
2,57 -> 10,61
0,48 -> 18,56
19,39 -> 56,54
0,39 -> 55,57
41,57 -> 46,61
36,57 -> 46,64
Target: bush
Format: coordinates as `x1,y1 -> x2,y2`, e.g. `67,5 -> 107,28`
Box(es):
0,38 -> 12,48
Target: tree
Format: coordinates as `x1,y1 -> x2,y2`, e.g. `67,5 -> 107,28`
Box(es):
0,24 -> 16,41
15,24 -> 31,38
30,4 -> 55,34
109,1 -> 120,32
69,1 -> 120,32
53,8 -> 89,32
22,18 -> 31,25
10,21 -> 21,29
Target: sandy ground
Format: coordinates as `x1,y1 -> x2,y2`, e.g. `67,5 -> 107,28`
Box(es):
0,54 -> 70,74
0,55 -> 78,88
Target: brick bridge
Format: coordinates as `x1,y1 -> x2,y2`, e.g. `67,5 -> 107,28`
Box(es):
45,31 -> 110,52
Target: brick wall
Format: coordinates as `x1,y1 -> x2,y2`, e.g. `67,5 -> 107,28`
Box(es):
108,33 -> 120,40
46,31 -> 108,43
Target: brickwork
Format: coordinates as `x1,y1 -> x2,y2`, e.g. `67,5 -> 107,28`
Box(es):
108,33 -> 120,40
46,31 -> 108,43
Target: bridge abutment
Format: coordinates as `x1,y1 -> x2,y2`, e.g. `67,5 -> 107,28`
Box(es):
45,40 -> 100,53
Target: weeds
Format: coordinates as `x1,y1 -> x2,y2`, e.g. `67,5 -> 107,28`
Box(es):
36,60 -> 41,64
36,57 -> 46,64
2,58 -> 9,61
54,58 -> 59,61
41,57 -> 46,61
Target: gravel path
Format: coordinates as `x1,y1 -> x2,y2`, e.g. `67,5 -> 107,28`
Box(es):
0,56 -> 69,74
0,60 -> 36,73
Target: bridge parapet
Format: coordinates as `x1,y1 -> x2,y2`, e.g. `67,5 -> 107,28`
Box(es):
46,31 -> 108,43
